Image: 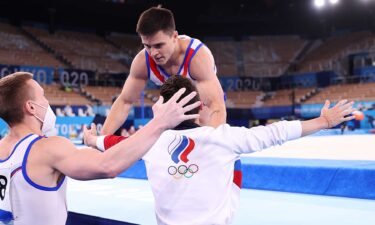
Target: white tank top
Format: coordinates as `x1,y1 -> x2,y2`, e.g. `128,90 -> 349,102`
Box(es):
0,134 -> 67,225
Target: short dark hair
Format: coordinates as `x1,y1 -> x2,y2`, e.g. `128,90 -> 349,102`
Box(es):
136,6 -> 176,36
0,72 -> 33,126
160,76 -> 200,117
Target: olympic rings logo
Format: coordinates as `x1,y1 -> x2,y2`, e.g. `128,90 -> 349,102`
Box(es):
168,164 -> 199,179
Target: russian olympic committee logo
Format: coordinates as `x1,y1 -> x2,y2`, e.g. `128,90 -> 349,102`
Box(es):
167,135 -> 199,179
168,164 -> 199,179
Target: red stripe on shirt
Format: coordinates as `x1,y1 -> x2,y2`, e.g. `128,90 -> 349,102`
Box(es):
148,54 -> 165,83
233,170 -> 243,188
182,49 -> 195,76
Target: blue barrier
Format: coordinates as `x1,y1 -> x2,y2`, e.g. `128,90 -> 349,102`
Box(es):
55,116 -> 94,138
92,105 -> 137,118
354,66 -> 375,79
118,157 -> 375,200
220,77 -> 262,91
241,157 -> 375,200
293,72 -> 317,87
300,103 -> 324,118
58,69 -> 92,87
118,160 -> 148,180
279,72 -> 317,88
251,106 -> 293,119
0,64 -> 54,84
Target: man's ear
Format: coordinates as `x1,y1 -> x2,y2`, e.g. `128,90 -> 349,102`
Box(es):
24,101 -> 35,115
172,30 -> 178,40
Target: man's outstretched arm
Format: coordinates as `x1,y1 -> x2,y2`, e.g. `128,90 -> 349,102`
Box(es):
227,99 -> 355,154
51,88 -> 201,180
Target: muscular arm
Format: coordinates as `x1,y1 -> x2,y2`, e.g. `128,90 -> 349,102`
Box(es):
101,51 -> 148,135
50,119 -> 166,180
189,45 -> 226,127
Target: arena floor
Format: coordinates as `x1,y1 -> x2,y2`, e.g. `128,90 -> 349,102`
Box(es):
67,177 -> 375,225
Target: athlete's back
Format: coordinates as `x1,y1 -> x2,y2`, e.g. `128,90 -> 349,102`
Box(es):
143,121 -> 301,225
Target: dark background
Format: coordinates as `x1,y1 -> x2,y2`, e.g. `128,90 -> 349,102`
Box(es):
0,0 -> 374,38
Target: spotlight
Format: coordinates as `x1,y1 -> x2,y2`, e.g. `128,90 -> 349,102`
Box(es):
314,0 -> 326,8
329,0 -> 339,4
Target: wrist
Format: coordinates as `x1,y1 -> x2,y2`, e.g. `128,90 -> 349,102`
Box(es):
319,116 -> 330,129
149,118 -> 169,132
87,136 -> 98,147
150,116 -> 170,130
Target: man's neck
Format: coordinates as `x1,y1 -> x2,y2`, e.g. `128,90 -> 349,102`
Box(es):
7,122 -> 41,139
164,39 -> 183,68
173,120 -> 200,130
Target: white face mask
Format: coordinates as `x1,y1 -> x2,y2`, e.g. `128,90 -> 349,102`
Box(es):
32,102 -> 57,137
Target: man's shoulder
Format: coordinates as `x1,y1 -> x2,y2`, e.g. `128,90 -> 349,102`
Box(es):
129,49 -> 148,78
33,136 -> 72,151
178,35 -> 202,42
179,35 -> 204,48
178,34 -> 193,41
133,48 -> 147,63
211,124 -> 240,135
